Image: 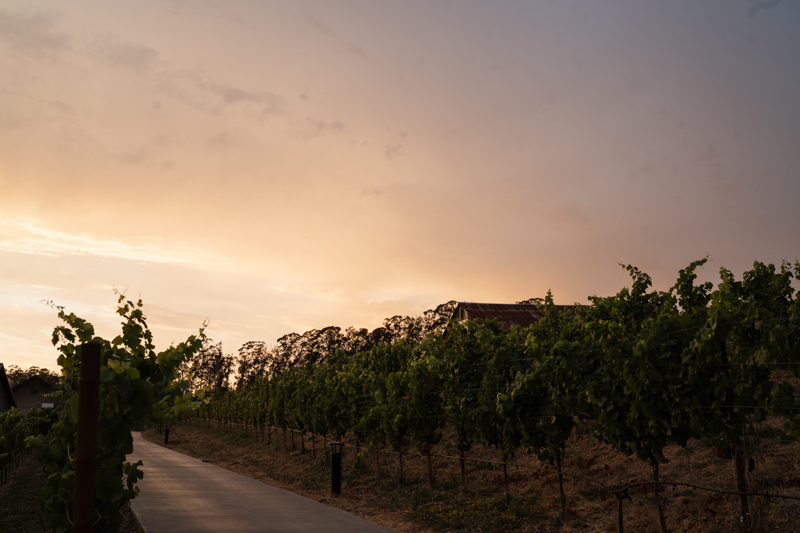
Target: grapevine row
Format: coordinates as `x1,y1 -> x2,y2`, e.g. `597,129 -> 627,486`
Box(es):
196,260 -> 800,529
0,408 -> 55,486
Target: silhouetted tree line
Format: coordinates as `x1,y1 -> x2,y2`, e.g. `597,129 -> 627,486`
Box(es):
4,365 -> 62,388
182,301 -> 458,393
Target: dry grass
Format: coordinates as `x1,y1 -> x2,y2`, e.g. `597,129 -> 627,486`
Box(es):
141,419 -> 800,533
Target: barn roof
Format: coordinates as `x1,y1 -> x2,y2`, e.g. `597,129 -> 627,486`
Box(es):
0,363 -> 17,410
450,302 -> 575,329
12,375 -> 54,393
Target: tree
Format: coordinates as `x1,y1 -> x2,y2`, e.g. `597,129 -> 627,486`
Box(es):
235,341 -> 272,389
342,327 -> 375,355
271,333 -> 301,374
298,326 -> 345,366
380,301 -> 458,344
515,298 -> 544,305
183,339 -> 233,395
5,365 -> 62,388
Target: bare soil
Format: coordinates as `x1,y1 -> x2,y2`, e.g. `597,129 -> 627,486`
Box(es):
141,419 -> 800,533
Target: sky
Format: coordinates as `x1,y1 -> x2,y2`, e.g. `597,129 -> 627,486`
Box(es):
1,0 -> 799,370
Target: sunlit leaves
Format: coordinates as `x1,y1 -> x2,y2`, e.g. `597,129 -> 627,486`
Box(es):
29,295 -> 206,533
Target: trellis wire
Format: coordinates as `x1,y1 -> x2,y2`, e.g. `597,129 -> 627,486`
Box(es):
182,416 -> 800,533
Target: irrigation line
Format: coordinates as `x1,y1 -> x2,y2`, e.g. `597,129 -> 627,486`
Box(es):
691,406 -> 800,411
719,363 -> 800,366
611,480 -> 800,502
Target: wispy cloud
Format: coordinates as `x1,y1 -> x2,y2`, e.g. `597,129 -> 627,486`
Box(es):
367,297 -> 400,304
305,16 -> 379,64
748,0 -> 782,17
30,284 -> 75,293
112,144 -> 148,165
309,118 -> 345,133
0,216 -> 206,264
0,9 -> 71,58
92,36 -> 160,70
384,144 -> 403,160
273,282 -> 300,292
197,79 -> 283,107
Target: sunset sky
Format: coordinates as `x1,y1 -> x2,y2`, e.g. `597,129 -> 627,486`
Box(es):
1,0 -> 799,371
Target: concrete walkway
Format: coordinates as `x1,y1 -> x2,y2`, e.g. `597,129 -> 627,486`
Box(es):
128,432 -> 396,533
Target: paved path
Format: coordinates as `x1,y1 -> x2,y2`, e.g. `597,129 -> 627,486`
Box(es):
128,432 -> 396,533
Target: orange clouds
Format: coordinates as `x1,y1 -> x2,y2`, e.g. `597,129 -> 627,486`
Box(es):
1,1 -> 799,369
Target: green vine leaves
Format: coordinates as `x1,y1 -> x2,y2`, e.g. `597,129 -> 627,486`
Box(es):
29,295 -> 205,533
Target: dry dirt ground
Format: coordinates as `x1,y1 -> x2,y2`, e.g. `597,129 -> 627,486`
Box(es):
141,420 -> 800,533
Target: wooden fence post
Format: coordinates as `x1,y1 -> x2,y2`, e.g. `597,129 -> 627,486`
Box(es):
73,342 -> 101,533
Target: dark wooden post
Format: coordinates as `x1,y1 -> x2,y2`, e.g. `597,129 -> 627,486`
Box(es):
399,452 -> 404,483
426,452 -> 435,489
330,442 -> 344,495
502,460 -> 509,502
460,451 -> 466,494
557,454 -> 566,522
616,489 -> 631,533
73,342 -> 101,533
374,445 -> 381,480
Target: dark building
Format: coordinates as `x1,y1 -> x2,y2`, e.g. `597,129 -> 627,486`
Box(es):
449,301 -> 575,330
11,375 -> 56,414
0,363 -> 17,413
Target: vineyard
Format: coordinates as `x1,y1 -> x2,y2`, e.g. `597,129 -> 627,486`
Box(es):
152,413 -> 800,532
189,260 -> 800,531
4,258 -> 800,532
0,408 -> 54,487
